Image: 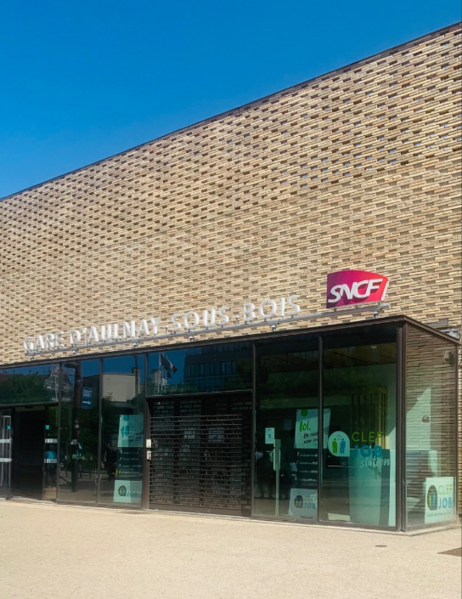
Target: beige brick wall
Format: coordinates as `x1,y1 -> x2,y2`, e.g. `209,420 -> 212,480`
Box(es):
0,24 -> 461,505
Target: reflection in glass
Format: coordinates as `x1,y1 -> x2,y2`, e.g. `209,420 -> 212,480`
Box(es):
101,356 -> 145,506
254,335 -> 319,519
406,326 -> 457,528
321,327 -> 397,527
59,360 -> 100,503
147,343 -> 252,396
0,364 -> 60,405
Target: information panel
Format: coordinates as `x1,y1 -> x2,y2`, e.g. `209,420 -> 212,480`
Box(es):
113,415 -> 144,504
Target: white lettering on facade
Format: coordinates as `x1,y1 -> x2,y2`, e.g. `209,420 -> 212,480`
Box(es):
327,279 -> 383,304
149,317 -> 161,335
23,290 -> 383,357
202,309 -> 216,327
216,306 -> 229,325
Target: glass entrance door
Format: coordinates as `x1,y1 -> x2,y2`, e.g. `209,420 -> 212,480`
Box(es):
254,407 -> 333,520
0,409 -> 12,497
255,410 -> 319,519
254,335 -> 320,520
320,327 -> 397,528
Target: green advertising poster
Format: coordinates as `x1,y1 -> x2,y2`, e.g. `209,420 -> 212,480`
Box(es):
114,415 -> 144,504
114,480 -> 143,504
117,414 -> 144,448
288,488 -> 317,518
424,477 -> 455,524
294,409 -> 330,449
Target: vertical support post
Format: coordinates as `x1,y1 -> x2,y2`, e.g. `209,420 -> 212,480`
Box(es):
397,323 -> 407,532
250,342 -> 257,517
56,364 -> 63,503
273,438 -> 281,516
71,362 -> 82,493
97,357 -> 102,505
317,334 -> 323,523
454,343 -> 459,520
142,353 -> 150,510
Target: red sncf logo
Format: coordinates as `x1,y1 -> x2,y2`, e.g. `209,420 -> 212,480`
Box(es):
326,270 -> 389,308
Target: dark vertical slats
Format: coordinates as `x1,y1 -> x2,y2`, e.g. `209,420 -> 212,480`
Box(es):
149,395 -> 251,515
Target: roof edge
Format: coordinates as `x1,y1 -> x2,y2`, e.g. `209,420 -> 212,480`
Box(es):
0,314 -> 458,371
1,21 -> 460,203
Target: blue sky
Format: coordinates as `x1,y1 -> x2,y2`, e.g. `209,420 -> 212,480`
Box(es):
0,1 -> 460,199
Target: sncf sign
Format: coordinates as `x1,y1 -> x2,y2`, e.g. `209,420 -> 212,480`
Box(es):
326,270 -> 389,308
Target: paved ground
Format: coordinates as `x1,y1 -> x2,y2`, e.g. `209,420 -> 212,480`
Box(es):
0,500 -> 460,599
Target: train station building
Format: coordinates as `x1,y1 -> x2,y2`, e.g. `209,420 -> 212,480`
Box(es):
0,23 -> 460,531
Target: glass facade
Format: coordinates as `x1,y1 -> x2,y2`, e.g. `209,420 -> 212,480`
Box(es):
59,360 -> 100,503
101,356 -> 145,506
405,325 -> 458,528
0,319 -> 458,529
254,335 -> 319,519
0,364 -> 61,405
147,343 -> 252,396
321,326 -> 397,527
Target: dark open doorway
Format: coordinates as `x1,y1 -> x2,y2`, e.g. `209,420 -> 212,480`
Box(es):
13,407 -> 46,498
9,405 -> 58,500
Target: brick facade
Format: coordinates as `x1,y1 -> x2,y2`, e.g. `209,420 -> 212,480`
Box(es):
1,24 -> 461,506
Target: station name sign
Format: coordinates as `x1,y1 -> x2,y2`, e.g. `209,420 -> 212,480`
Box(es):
23,269 -> 390,356
23,295 -> 302,354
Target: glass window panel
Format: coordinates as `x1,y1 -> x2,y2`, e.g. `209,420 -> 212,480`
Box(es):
406,325 -> 457,528
59,360 -> 100,504
321,325 -> 397,527
255,334 -> 319,520
0,364 -> 60,405
101,355 -> 145,506
257,336 -> 318,409
147,343 -> 252,396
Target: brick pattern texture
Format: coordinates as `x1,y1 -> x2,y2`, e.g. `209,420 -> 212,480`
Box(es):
0,24 -> 461,506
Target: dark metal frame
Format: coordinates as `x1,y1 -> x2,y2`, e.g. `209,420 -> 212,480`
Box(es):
456,343 -> 460,520
250,342 -> 257,518
317,334 -> 323,523
96,357 -> 103,505
56,367 -> 63,503
396,323 -> 406,532
142,353 -> 150,510
0,406 -> 13,497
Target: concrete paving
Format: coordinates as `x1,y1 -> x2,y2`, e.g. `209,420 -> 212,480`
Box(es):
0,500 -> 460,599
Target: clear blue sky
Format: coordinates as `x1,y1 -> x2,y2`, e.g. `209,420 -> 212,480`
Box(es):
0,1 -> 460,199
